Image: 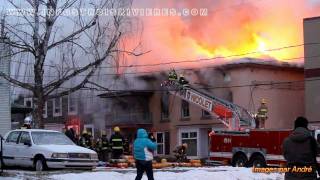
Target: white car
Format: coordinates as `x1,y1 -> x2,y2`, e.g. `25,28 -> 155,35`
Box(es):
1,129 -> 98,171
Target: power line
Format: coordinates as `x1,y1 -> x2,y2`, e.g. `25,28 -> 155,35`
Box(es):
5,53 -> 317,79
8,42 -> 320,69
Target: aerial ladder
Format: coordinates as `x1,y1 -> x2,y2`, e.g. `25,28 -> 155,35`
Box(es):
161,70 -> 255,131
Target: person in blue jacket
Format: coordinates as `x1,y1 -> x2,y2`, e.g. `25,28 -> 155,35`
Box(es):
134,128 -> 157,180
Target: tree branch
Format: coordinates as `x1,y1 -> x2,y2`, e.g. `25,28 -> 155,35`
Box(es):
0,72 -> 34,91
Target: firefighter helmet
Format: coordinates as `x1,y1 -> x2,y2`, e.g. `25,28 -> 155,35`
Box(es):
82,130 -> 88,135
114,126 -> 120,132
24,116 -> 32,125
101,130 -> 106,136
261,98 -> 267,104
182,143 -> 188,148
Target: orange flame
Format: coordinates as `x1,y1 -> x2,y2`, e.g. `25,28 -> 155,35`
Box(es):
128,0 -> 320,69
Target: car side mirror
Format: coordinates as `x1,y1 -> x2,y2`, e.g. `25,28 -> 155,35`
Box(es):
24,141 -> 32,146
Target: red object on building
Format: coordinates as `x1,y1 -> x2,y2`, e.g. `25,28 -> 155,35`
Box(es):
209,129 -> 294,166
212,105 -> 233,118
65,117 -> 81,135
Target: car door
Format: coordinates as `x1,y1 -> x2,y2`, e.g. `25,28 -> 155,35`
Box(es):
16,132 -> 33,167
2,131 -> 21,166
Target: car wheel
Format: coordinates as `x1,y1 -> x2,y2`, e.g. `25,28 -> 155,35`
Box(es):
251,155 -> 266,168
34,157 -> 47,172
232,153 -> 248,167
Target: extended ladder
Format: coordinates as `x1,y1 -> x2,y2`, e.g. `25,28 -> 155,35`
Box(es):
162,81 -> 255,130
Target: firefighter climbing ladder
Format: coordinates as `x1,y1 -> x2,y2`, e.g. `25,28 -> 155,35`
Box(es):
162,80 -> 255,130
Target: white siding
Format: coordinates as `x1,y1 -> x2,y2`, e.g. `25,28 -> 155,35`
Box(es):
0,38 -> 11,136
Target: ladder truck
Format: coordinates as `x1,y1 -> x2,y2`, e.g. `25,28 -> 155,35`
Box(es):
162,71 -> 320,167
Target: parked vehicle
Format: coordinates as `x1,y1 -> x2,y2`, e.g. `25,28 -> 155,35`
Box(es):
1,129 -> 98,171
209,129 -> 320,167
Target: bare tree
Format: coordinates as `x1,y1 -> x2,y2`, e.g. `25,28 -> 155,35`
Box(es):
0,0 -> 143,128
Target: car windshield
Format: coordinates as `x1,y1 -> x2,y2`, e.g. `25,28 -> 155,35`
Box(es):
31,132 -> 74,145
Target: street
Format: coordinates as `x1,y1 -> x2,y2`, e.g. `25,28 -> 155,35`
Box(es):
1,166 -> 283,180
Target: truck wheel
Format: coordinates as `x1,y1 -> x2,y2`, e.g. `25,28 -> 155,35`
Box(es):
232,154 -> 248,167
251,155 -> 266,168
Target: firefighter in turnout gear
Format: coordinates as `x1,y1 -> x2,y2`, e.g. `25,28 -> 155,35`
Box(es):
96,132 -> 110,162
178,74 -> 189,87
168,69 -> 178,81
173,143 -> 188,162
256,98 -> 268,129
80,130 -> 90,148
110,126 -> 124,159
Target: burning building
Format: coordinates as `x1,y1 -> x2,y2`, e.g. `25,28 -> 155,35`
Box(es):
99,58 -> 305,159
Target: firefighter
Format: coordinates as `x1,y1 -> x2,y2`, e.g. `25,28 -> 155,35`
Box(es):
123,137 -> 130,155
178,74 -> 189,87
21,116 -> 32,129
110,126 -> 124,159
256,98 -> 268,129
97,132 -> 110,162
80,130 -> 90,148
168,69 -> 178,81
173,143 -> 188,162
87,132 -> 94,150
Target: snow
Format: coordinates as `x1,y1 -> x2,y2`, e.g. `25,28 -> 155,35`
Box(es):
49,167 -> 283,180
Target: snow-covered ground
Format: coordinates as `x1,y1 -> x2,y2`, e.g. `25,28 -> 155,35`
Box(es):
0,167 -> 284,180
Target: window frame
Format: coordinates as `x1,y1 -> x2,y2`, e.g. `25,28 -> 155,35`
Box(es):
53,97 -> 62,117
43,101 -> 47,118
24,98 -> 33,108
156,132 -> 165,155
181,100 -> 190,118
160,93 -> 170,121
68,94 -> 78,115
180,130 -> 198,157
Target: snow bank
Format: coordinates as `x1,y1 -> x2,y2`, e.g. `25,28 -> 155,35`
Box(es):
51,167 -> 284,180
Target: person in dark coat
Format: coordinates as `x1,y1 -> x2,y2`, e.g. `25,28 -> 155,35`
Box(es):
110,126 -> 124,159
282,116 -> 319,180
65,128 -> 75,143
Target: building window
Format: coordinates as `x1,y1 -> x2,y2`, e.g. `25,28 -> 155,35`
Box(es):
156,132 -> 164,155
181,100 -> 190,118
68,93 -> 78,115
181,131 -> 197,156
43,101 -> 47,118
53,97 -> 62,117
161,93 -> 169,120
24,98 -> 33,108
156,132 -> 170,155
201,110 -> 211,119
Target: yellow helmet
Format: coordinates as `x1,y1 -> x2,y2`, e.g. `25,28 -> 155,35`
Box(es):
101,130 -> 106,136
82,130 -> 87,135
182,143 -> 188,147
261,98 -> 267,104
114,126 -> 120,132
